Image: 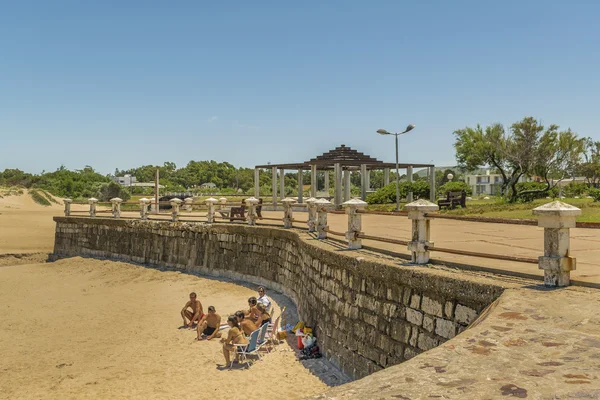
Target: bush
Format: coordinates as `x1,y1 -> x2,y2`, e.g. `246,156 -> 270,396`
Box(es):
29,189 -> 51,206
589,187 -> 600,202
96,181 -> 131,202
366,181 -> 430,204
564,182 -> 588,198
437,181 -> 472,197
514,182 -> 559,202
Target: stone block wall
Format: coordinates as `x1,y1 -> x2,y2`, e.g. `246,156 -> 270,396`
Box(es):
52,217 -> 506,380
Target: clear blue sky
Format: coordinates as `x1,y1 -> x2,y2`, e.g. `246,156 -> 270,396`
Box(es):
2,1 -> 599,174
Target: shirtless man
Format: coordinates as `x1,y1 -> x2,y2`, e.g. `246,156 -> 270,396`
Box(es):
196,306 -> 222,340
235,310 -> 257,335
181,292 -> 203,328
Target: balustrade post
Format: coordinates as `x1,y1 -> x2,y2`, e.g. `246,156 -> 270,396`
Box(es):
205,197 -> 218,223
305,197 -> 317,232
342,198 -> 368,249
184,197 -> 194,213
63,198 -> 72,216
110,197 -> 123,218
245,197 -> 259,226
170,198 -> 182,222
405,199 -> 439,264
219,197 -> 227,210
314,199 -> 331,239
139,198 -> 149,220
282,198 -> 297,228
88,198 -> 98,218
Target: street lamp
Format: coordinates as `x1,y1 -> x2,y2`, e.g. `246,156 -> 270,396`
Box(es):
447,173 -> 454,181
377,124 -> 417,211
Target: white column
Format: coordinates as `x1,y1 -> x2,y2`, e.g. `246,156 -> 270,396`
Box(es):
149,198 -> 157,213
219,197 -> 227,210
405,199 -> 439,264
305,197 -> 318,232
343,169 -> 351,202
170,198 -> 182,222
184,197 -> 194,213
384,168 -> 390,186
282,198 -> 297,228
310,164 -> 317,198
254,168 -> 260,198
88,198 -> 98,217
205,197 -> 218,223
245,197 -> 259,226
533,201 -> 582,287
272,167 -> 278,205
297,168 -> 304,203
407,165 -> 414,202
342,198 -> 368,249
324,171 -> 330,193
110,197 -> 123,218
139,198 -> 149,220
315,199 -> 331,239
279,168 -> 285,201
334,163 -> 342,208
360,164 -> 367,200
63,199 -> 72,216
429,166 -> 436,202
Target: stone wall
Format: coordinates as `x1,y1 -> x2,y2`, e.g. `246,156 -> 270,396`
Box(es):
52,217 -> 507,380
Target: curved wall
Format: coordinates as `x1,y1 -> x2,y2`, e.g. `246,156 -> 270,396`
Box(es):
52,217 -> 508,380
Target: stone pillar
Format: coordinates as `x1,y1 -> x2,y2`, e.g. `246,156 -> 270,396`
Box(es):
407,165 -> 414,202
88,198 -> 98,217
110,197 -> 123,218
63,199 -> 72,216
310,165 -> 317,198
334,163 -> 342,208
405,199 -> 439,264
205,197 -> 218,223
429,166 -> 436,202
343,169 -> 351,202
297,168 -> 303,204
532,201 -> 582,287
245,197 -> 259,226
254,168 -> 260,198
282,198 -> 296,228
219,197 -> 227,210
324,172 -> 330,193
184,197 -> 194,213
272,166 -> 278,205
139,198 -> 150,220
315,199 -> 331,239
279,168 -> 285,201
305,197 -> 318,232
342,198 -> 368,249
360,164 -> 367,200
170,198 -> 182,222
384,168 -> 390,186
149,198 -> 157,213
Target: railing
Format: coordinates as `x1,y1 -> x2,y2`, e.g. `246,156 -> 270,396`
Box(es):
62,196 -> 582,287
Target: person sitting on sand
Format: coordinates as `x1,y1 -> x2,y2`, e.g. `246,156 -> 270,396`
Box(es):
257,286 -> 271,311
197,306 -> 222,341
255,303 -> 272,327
221,315 -> 249,366
181,292 -> 203,328
244,297 -> 260,323
235,310 -> 257,335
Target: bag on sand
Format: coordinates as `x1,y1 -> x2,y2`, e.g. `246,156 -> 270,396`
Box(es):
292,322 -> 304,332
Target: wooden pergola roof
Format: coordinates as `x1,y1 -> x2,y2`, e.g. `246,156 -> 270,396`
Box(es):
255,144 -> 434,170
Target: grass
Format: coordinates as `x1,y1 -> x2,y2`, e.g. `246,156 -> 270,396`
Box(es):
38,189 -> 59,204
0,186 -> 24,197
29,189 -> 52,206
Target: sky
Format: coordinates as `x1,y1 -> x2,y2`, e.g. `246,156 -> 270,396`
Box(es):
1,1 -> 600,174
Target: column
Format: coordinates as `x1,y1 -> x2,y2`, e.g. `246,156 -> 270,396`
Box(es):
407,165 -> 414,202
310,164 -> 317,198
282,198 -> 296,228
334,163 -> 342,208
139,198 -> 149,220
406,199 -> 439,264
272,166 -> 278,205
88,198 -> 98,217
360,164 -> 367,200
429,166 -> 436,202
306,198 -> 318,232
324,171 -> 330,193
315,199 -> 331,239
245,197 -> 259,225
205,197 -> 218,223
254,168 -> 260,198
63,199 -> 72,216
170,198 -> 182,222
384,168 -> 390,186
184,197 -> 194,213
343,169 -> 351,202
110,197 -> 123,218
279,168 -> 285,201
532,201 -> 582,287
342,198 -> 367,249
297,168 -> 303,203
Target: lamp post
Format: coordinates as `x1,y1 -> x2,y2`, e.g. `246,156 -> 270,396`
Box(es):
447,173 -> 453,182
377,124 -> 416,211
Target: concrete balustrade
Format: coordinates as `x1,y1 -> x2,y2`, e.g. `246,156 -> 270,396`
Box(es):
88,198 -> 98,217
205,197 -> 218,223
110,197 -> 123,218
184,197 -> 194,213
170,198 -> 182,222
139,198 -> 150,220
281,197 -> 297,228
342,198 -> 368,249
219,197 -> 227,210
63,199 -> 72,216
149,198 -> 157,214
405,199 -> 439,264
305,197 -> 318,232
245,197 -> 260,226
315,198 -> 331,239
533,201 -> 582,287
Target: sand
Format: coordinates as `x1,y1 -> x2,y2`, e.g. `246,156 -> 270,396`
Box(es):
0,258 -> 328,399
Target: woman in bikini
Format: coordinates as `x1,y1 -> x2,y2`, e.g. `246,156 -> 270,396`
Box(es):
221,315 -> 249,365
255,303 -> 272,327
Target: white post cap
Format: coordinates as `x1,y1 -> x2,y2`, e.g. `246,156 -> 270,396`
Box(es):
184,197 -> 194,203
404,199 -> 439,212
281,197 -> 297,204
342,198 -> 368,208
532,201 -> 582,217
205,197 -> 219,204
305,197 -> 318,203
110,197 -> 123,203
64,198 -> 72,204
314,198 -> 332,205
170,198 -> 183,204
139,198 -> 150,204
219,197 -> 227,203
245,197 -> 260,205
88,197 -> 98,204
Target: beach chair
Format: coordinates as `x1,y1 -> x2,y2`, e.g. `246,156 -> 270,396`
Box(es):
234,328 -> 261,367
266,306 -> 285,349
256,323 -> 270,353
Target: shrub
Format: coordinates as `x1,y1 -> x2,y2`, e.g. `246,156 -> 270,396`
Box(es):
96,181 -> 132,202
366,181 -> 430,204
29,189 -> 51,206
563,182 -> 588,198
589,187 -> 600,202
437,181 -> 472,196
514,182 -> 559,202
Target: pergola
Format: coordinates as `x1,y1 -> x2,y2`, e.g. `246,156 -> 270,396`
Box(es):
254,144 -> 435,207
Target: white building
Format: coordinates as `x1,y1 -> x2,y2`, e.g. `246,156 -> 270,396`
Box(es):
464,168 -> 528,195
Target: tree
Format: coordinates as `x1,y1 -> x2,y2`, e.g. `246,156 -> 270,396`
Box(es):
579,138 -> 600,187
454,117 -> 584,202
